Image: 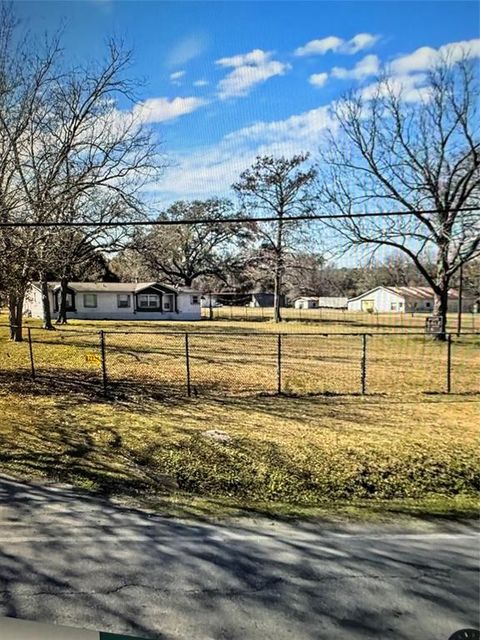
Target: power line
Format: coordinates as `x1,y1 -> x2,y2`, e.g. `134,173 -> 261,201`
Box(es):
0,206 -> 478,228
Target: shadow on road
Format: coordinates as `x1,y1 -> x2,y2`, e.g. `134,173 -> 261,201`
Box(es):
0,475 -> 478,640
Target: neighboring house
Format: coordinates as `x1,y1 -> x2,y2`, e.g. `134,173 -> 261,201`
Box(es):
294,297 -> 318,309
249,293 -> 286,307
318,297 -> 348,309
347,286 -> 471,313
24,282 -> 202,320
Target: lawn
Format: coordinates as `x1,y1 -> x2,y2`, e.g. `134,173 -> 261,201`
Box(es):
0,317 -> 479,397
0,316 -> 478,521
0,383 -> 478,520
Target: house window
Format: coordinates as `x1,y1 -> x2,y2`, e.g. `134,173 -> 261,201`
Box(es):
117,294 -> 131,308
138,294 -> 160,309
83,293 -> 97,308
191,295 -> 199,304
425,301 -> 431,308
391,302 -> 397,311
164,299 -> 171,311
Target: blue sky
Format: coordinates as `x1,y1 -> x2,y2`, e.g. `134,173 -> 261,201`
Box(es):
17,0 -> 480,206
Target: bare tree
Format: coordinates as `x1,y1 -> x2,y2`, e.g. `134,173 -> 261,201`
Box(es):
317,55 -> 480,339
0,8 -> 166,338
233,154 -> 317,322
130,199 -> 247,287
0,6 -> 61,339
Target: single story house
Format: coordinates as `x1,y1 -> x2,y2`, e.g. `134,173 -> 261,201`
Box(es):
294,297 -> 318,309
347,286 -> 470,313
24,282 -> 202,320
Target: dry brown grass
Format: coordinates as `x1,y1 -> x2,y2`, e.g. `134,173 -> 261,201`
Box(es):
0,318 -> 478,397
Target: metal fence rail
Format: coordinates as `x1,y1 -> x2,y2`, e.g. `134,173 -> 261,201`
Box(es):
0,325 -> 478,398
202,306 -> 479,332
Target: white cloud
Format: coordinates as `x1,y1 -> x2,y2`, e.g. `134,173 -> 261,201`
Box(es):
294,33 -> 379,57
294,36 -> 344,57
309,72 -> 328,87
193,79 -> 209,87
216,49 -> 271,68
332,54 -> 380,81
133,96 -> 206,124
153,105 -> 334,202
170,70 -> 186,85
345,33 -> 379,54
361,73 -> 431,103
166,34 -> 207,67
390,38 -> 480,75
216,49 -> 290,99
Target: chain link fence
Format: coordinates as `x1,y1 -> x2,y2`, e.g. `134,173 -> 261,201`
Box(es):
202,305 -> 479,332
0,325 -> 478,398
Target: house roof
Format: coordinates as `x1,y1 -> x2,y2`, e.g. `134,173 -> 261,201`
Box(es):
387,286 -> 460,300
348,285 -> 460,303
32,282 -> 199,294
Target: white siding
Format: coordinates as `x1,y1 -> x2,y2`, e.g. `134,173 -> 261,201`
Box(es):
23,287 -> 201,321
294,298 -> 318,309
23,287 -> 51,317
348,288 -> 405,312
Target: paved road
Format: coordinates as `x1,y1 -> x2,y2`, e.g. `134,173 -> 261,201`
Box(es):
0,476 -> 478,640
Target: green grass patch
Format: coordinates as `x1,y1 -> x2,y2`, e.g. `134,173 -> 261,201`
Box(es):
0,389 -> 478,521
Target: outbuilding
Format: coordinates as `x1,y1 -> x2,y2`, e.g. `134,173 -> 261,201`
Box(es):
294,297 -> 318,309
347,286 -> 468,313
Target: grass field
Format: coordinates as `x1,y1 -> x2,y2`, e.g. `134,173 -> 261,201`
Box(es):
0,316 -> 478,397
205,306 -> 480,332
0,387 -> 478,519
0,315 -> 478,520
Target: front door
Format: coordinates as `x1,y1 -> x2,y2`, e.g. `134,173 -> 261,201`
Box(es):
163,294 -> 174,312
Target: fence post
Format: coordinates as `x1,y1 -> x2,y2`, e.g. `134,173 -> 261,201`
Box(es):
27,328 -> 35,379
99,330 -> 108,396
446,333 -> 452,393
185,332 -> 192,397
361,333 -> 368,395
276,333 -> 282,394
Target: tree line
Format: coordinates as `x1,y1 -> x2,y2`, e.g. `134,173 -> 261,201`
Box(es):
0,6 -> 479,340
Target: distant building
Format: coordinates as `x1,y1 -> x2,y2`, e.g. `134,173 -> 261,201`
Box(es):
250,293 -> 286,308
318,297 -> 348,309
294,296 -> 348,309
347,286 -> 471,313
294,297 -> 318,309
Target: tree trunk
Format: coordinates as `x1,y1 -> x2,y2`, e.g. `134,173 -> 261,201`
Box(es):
8,292 -> 24,342
56,276 -> 69,324
273,215 -> 284,323
432,243 -> 450,341
40,272 -> 55,330
432,284 -> 449,341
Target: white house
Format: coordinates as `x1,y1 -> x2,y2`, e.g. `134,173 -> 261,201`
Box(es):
347,286 -> 468,313
24,282 -> 202,321
294,296 -> 348,310
294,297 -> 318,309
